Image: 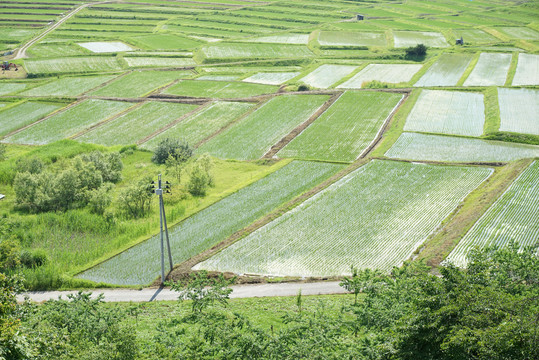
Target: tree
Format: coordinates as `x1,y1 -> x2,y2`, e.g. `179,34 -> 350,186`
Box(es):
168,271 -> 235,314
405,43 -> 427,59
187,155 -> 214,196
152,138 -> 193,165
118,177 -> 153,218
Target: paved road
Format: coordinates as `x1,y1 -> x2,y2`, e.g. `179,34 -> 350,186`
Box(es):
18,281 -> 348,303
14,2 -> 111,59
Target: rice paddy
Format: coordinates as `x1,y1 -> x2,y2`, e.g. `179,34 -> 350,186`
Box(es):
77,41 -> 134,53
463,53 -> 512,86
393,31 -> 449,48
338,64 -> 422,88
243,72 -> 300,85
163,80 -> 278,98
512,53 -> 539,86
404,90 -> 485,136
300,64 -> 358,89
414,53 -> 473,87
0,101 -> 62,137
498,88 -> 539,136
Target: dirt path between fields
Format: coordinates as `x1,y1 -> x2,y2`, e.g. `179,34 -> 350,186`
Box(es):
18,281 -> 348,303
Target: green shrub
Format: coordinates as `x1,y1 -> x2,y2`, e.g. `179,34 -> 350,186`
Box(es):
19,249 -> 48,269
152,138 -> 193,165
405,43 -> 427,60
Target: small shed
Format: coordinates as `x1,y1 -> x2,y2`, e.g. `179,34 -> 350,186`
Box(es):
456,37 -> 464,45
356,14 -> 364,21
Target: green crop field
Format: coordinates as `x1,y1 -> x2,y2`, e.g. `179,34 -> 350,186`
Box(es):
24,57 -> 124,75
445,161 -> 539,267
123,57 -> 196,68
197,94 -> 329,160
279,91 -> 402,162
247,33 -> 310,45
496,27 -> 539,40
0,83 -> 27,96
414,53 -> 473,87
141,101 -> 253,149
512,53 -> 539,86
393,31 -> 449,48
163,79 -> 278,98
77,101 -> 198,146
463,53 -> 512,86
403,90 -> 485,137
196,160 -> 492,276
300,64 -> 358,89
199,43 -> 314,61
77,160 -> 344,285
20,75 -> 117,97
90,70 -> 191,98
4,100 -> 132,145
453,29 -> 499,43
386,133 -> 539,163
243,72 -> 300,85
0,102 -> 62,137
498,88 -> 539,136
318,31 -> 387,47
338,64 -> 422,88
128,34 -> 202,50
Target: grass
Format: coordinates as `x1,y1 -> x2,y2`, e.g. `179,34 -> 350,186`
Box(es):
483,87 -> 501,134
91,70 -> 191,98
196,160 -> 492,277
141,101 -> 253,150
498,88 -> 539,136
463,53 -> 512,87
163,80 -> 278,99
77,160 -> 344,285
403,90 -> 485,137
385,132 -> 539,163
197,94 -> 329,160
20,75 -> 117,97
0,101 -> 63,137
278,91 -> 403,162
445,160 -> 539,267
76,102 -> 199,146
4,100 -> 133,145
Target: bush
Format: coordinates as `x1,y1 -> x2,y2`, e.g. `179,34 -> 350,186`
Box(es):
88,183 -> 113,215
405,43 -> 427,59
297,84 -> 310,91
118,177 -> 153,218
187,155 -> 214,197
19,249 -> 48,268
152,138 -> 193,165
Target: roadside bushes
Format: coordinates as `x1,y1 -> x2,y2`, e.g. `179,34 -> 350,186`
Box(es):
13,151 -> 122,213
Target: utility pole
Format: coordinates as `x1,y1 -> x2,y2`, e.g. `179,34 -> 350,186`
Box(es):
150,174 -> 173,285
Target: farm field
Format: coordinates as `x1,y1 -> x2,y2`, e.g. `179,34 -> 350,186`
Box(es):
196,160 -> 492,276
77,161 -> 344,285
318,31 -> 386,47
197,94 -> 329,160
338,64 -> 422,88
90,70 -> 191,98
4,100 -> 132,145
452,29 -> 499,43
243,72 -> 300,85
163,79 -> 278,98
512,53 -> 539,86
141,101 -> 253,150
0,83 -> 27,95
20,75 -> 116,97
445,161 -> 539,267
77,42 -> 134,53
496,27 -> 539,40
498,88 -> 539,136
128,34 -> 201,50
77,101 -> 198,146
403,90 -> 485,137
24,57 -> 123,75
299,65 -> 358,89
385,133 -> 539,163
0,102 -> 62,137
414,53 -> 473,87
463,53 -> 512,86
278,91 -> 403,162
123,57 -> 196,68
199,43 -> 314,61
393,31 -> 449,48
248,33 -> 310,45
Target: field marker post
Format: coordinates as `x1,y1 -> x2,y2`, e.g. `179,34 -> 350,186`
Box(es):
153,174 -> 173,285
